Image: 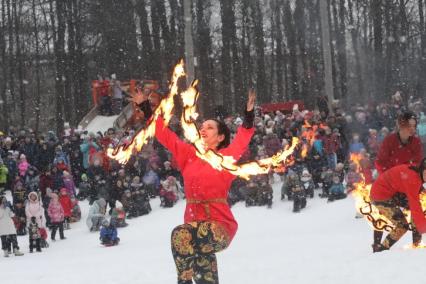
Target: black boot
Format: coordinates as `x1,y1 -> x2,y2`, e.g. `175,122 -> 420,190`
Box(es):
372,243 -> 389,253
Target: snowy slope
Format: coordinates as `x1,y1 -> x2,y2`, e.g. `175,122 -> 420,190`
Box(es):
2,182 -> 425,284
84,115 -> 118,134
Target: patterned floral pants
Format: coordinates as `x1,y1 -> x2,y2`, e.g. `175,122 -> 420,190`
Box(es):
373,199 -> 420,248
171,221 -> 231,284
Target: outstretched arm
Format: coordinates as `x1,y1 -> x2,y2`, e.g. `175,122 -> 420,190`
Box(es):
222,90 -> 256,159
155,116 -> 194,170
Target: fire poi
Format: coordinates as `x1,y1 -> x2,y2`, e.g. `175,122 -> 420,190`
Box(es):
107,60 -> 298,180
349,153 -> 426,249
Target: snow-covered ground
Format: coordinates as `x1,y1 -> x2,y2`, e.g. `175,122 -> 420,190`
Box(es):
2,181 -> 425,284
85,115 -> 118,134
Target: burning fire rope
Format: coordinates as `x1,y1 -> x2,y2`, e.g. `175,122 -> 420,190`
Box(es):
107,61 -> 297,179
350,153 -> 426,232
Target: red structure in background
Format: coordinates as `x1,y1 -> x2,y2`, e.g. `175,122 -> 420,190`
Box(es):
260,100 -> 305,113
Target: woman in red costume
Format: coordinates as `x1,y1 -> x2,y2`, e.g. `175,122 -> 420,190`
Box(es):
370,158 -> 426,252
372,111 -> 424,251
155,90 -> 256,284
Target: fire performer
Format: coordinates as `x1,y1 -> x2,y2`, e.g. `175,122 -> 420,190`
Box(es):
370,159 -> 426,252
373,111 -> 424,251
154,90 -> 255,284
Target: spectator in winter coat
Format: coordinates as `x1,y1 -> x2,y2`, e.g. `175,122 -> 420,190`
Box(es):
18,154 -> 30,177
53,145 -> 69,168
59,188 -> 72,229
0,196 -> 24,257
86,198 -> 107,232
47,193 -> 65,241
25,192 -> 46,229
348,133 -> 365,156
0,158 -> 8,195
62,171 -> 76,197
80,137 -> 101,170
327,175 -> 347,202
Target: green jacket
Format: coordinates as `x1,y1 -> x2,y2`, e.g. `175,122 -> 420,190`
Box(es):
0,165 -> 8,184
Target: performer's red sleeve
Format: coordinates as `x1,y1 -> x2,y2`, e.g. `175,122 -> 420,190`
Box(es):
406,182 -> 426,234
221,126 -> 255,161
375,138 -> 390,174
155,116 -> 193,170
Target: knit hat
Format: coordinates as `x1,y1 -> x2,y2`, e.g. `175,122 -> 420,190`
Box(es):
97,198 -> 106,208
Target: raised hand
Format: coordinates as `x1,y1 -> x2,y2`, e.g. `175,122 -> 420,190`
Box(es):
246,89 -> 256,112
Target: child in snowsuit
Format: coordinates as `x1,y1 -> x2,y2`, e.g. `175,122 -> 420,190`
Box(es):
70,197 -> 81,222
100,219 -> 120,246
292,182 -> 307,213
28,216 -> 42,253
300,169 -> 315,198
160,176 -> 180,208
59,188 -> 73,229
328,175 -> 347,202
47,193 -> 66,241
110,201 -> 128,228
13,201 -> 27,235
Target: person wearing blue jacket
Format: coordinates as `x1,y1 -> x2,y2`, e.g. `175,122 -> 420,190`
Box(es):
99,219 -> 119,246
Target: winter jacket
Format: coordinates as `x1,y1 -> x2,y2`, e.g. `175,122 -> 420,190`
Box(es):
329,183 -> 345,195
100,225 -> 118,241
25,192 -> 46,228
370,164 -> 426,233
155,116 -> 254,242
48,194 -> 64,223
18,160 -> 30,177
59,194 -> 73,217
0,205 -> 17,236
375,133 -> 423,174
63,177 -> 76,197
80,141 -> 101,170
86,199 -> 106,229
0,164 -> 8,184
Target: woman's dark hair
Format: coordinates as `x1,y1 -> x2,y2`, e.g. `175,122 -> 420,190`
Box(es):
210,118 -> 231,150
398,111 -> 417,126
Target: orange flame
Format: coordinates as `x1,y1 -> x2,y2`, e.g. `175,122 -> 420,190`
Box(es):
107,61 -> 185,164
108,61 -> 299,179
350,153 -> 426,240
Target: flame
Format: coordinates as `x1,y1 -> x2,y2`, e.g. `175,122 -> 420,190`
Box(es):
107,60 -> 185,164
350,153 -> 426,240
179,80 -> 299,180
108,60 -> 299,179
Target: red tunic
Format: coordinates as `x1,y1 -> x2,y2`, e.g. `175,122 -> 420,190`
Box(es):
375,133 -> 423,174
155,116 -> 254,242
370,164 -> 426,233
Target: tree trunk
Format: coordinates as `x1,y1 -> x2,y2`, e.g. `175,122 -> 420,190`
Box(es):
251,0 -> 268,103
0,0 -> 9,130
13,0 -> 26,127
347,0 -> 364,101
372,0 -> 384,100
219,0 -> 233,113
50,0 -> 66,134
31,0 -> 42,132
283,0 -> 298,100
195,0 -> 215,117
273,0 -> 284,101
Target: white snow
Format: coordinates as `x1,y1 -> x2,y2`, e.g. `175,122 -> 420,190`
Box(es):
1,182 -> 425,284
85,115 -> 118,134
